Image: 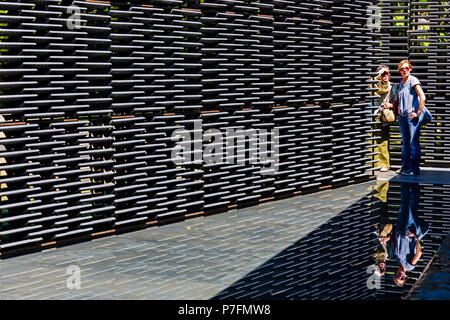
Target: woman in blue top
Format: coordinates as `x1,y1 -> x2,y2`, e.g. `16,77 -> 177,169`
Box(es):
396,59 -> 427,176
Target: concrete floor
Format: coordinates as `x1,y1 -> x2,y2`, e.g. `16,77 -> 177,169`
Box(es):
0,182 -> 373,300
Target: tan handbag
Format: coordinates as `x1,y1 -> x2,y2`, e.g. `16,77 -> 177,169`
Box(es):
382,108 -> 395,123
381,83 -> 395,123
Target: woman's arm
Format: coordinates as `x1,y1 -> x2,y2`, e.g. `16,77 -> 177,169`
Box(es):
411,85 -> 426,119
411,237 -> 422,265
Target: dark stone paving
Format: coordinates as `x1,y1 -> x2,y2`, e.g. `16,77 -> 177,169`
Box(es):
0,182 -> 373,300
1,171 -> 449,300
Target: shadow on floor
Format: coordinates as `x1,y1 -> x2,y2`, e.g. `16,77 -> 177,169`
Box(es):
212,191 -> 383,300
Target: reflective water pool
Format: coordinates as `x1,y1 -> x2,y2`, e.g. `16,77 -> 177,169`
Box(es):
213,180 -> 450,300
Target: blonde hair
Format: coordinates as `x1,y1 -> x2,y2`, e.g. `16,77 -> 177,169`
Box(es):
398,59 -> 413,72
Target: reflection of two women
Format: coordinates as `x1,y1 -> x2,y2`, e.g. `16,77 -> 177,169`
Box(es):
371,182 -> 429,286
393,182 -> 429,287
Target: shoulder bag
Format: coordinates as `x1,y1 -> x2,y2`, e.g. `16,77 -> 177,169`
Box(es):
381,83 -> 395,123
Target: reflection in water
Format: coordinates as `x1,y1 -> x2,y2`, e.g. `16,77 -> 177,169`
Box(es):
213,180 -> 448,300
369,181 -> 448,299
371,182 -> 430,293
371,180 -> 393,278
393,183 -> 429,287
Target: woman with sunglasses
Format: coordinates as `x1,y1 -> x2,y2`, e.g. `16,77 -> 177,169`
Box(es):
371,65 -> 398,172
397,60 -> 427,176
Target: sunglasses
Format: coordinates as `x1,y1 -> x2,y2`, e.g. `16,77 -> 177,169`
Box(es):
396,270 -> 408,280
381,72 -> 390,77
400,67 -> 410,72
